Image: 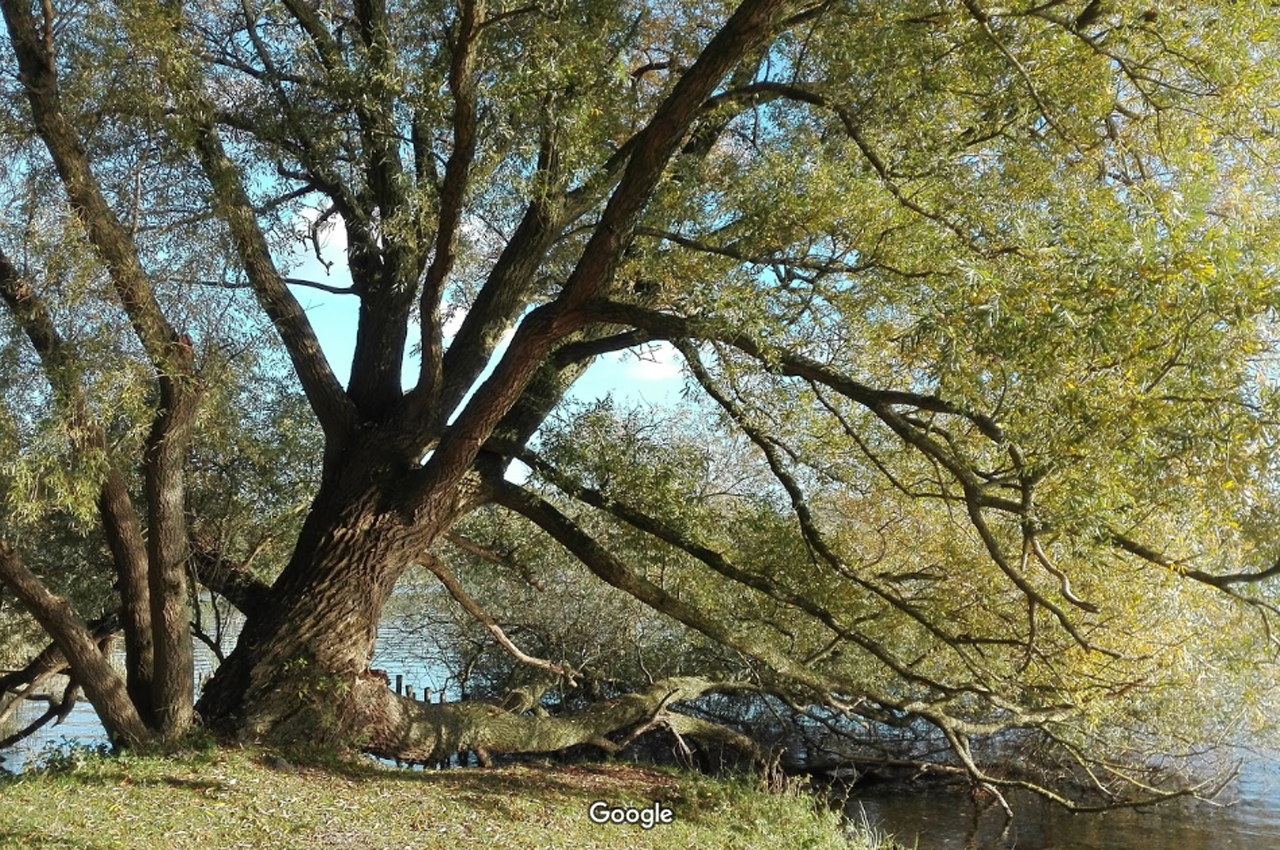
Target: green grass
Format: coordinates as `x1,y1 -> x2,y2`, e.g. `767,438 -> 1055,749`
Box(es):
0,747 -> 890,849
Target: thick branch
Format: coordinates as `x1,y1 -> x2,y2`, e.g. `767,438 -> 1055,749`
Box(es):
0,250 -> 154,709
491,481 -> 838,700
0,676 -> 84,751
429,201 -> 565,422
519,442 -> 1023,686
430,30 -> 777,433
184,117 -> 357,442
553,0 -> 795,315
0,0 -> 188,374
0,611 -> 120,697
342,0 -> 422,418
358,674 -> 757,765
417,0 -> 482,414
279,0 -> 344,71
189,543 -> 271,620
493,476 -> 1072,741
1111,532 -> 1280,591
417,0 -> 796,505
0,541 -> 149,746
591,301 -> 1020,513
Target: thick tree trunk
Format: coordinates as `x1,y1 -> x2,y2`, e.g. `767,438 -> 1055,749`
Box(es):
0,249 -> 156,725
196,462 -> 444,739
143,384 -> 199,738
192,465 -> 757,767
195,498 -> 761,766
98,469 -> 155,724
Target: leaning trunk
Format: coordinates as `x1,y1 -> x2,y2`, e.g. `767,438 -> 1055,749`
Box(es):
197,467 -> 448,741
356,676 -> 768,767
195,470 -> 763,768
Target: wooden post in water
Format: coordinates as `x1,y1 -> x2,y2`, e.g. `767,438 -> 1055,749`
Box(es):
395,674 -> 403,696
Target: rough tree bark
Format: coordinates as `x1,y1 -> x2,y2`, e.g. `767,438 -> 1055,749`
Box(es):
2,0 -> 1275,816
1,0 -> 198,741
187,0 -> 799,756
0,0 -> 1099,771
0,542 -> 148,747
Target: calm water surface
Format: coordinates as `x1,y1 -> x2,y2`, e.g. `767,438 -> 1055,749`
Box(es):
848,758 -> 1280,850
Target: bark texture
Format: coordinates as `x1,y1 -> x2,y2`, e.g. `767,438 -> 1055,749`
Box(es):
2,0 -> 799,763
0,543 -> 148,746
195,457 -> 465,737
1,0 -> 199,741
355,676 -> 762,766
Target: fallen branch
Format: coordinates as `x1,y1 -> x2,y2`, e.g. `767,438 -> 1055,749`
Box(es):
356,675 -> 758,766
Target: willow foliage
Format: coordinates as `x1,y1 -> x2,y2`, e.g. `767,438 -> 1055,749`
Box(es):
2,0 -> 1280,804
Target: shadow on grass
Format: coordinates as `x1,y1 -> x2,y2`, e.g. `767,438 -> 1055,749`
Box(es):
278,751 -> 759,827
0,829 -> 117,850
318,753 -> 674,792
28,768 -> 231,795
3,746 -> 778,831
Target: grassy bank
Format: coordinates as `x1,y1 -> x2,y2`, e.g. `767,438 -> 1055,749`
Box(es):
0,747 -> 890,849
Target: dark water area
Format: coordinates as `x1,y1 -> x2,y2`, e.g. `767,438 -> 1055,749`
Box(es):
847,758 -> 1280,850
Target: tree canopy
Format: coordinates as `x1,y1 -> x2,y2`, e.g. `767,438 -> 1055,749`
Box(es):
3,0 -> 1280,810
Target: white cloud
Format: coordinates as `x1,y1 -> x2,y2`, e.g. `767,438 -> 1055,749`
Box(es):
620,342 -> 682,382
296,206 -> 349,258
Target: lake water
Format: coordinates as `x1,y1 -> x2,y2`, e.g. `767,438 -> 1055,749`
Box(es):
847,757 -> 1280,849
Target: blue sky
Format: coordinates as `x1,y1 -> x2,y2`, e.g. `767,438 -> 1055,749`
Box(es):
283,214 -> 685,413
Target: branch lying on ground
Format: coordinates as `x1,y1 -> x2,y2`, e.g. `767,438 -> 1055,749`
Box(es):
357,674 -> 767,766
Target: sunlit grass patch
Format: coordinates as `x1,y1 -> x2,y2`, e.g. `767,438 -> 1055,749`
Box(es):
0,747 -> 864,849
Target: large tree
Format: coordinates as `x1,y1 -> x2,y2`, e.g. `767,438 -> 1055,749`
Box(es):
3,0 -> 1280,807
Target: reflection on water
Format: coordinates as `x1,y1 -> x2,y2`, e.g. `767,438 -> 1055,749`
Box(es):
848,758 -> 1280,850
